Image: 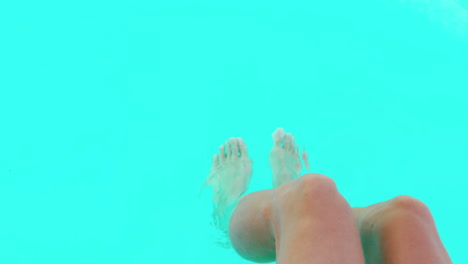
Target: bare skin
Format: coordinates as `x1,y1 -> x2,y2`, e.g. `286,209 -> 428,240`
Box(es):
203,128 -> 453,264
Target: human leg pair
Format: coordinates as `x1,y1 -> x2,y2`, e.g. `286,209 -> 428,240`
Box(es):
204,128 -> 452,264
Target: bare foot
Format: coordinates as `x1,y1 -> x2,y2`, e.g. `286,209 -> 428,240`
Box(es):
202,137 -> 253,235
270,128 -> 310,188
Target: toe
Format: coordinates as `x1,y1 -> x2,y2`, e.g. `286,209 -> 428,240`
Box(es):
219,144 -> 226,163
230,137 -> 239,158
302,147 -> 310,170
272,128 -> 285,146
225,139 -> 232,158
284,133 -> 292,150
237,137 -> 248,156
213,154 -> 220,167
290,135 -> 296,152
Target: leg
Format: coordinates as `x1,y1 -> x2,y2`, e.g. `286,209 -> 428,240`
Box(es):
205,129 -> 452,263
354,195 -> 453,264
229,173 -> 366,264
204,128 -> 364,263
228,189 -> 277,263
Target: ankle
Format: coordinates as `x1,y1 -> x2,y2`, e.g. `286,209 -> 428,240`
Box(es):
273,170 -> 297,188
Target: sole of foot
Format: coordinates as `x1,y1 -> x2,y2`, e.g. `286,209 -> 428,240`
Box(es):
203,137 -> 253,234
270,128 -> 310,188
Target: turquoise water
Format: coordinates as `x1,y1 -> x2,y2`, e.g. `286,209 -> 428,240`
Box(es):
1,0 -> 467,263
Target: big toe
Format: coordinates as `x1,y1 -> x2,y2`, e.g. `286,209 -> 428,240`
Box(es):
272,128 -> 286,146
237,137 -> 249,157
228,137 -> 239,159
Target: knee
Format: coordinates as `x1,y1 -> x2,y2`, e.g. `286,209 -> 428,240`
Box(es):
275,173 -> 338,207
389,195 -> 432,219
299,173 -> 338,195
373,195 -> 436,239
